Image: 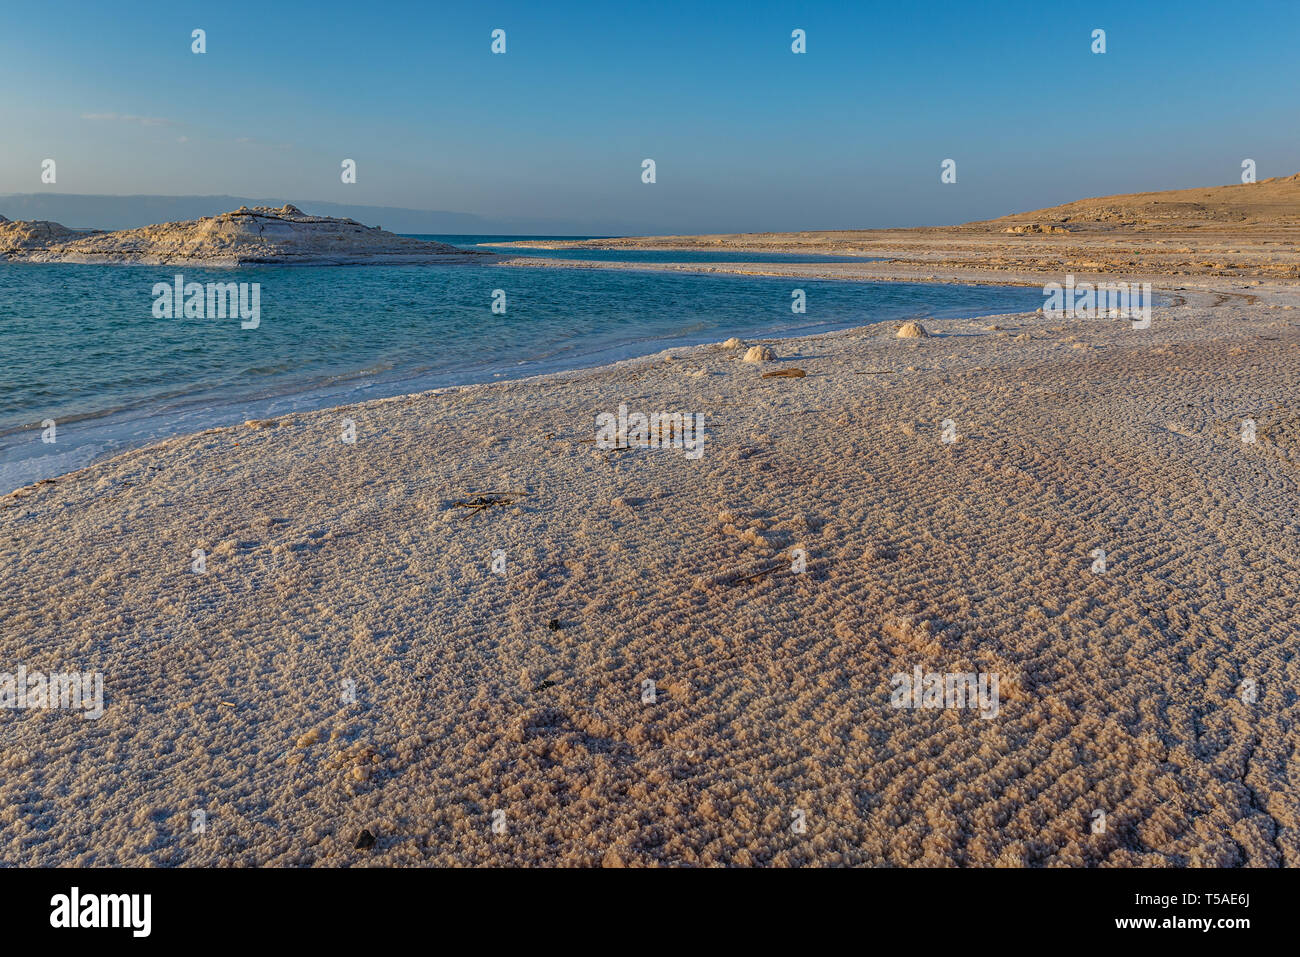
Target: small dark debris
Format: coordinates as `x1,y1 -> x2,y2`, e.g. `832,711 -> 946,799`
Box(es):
548,618 -> 562,632
354,829 -> 376,849
452,495 -> 517,519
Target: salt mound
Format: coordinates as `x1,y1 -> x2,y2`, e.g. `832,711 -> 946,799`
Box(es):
8,204 -> 492,266
742,345 -> 775,362
896,321 -> 930,339
720,337 -> 745,349
0,216 -> 86,255
1003,223 -> 1070,234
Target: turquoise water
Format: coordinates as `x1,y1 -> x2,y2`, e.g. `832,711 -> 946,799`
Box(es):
0,241 -> 1045,487
432,234 -> 883,264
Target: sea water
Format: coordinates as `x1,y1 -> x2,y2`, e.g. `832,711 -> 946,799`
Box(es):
0,238 -> 1045,489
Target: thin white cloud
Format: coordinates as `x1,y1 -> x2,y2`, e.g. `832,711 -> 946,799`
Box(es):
81,112 -> 175,127
235,136 -> 294,150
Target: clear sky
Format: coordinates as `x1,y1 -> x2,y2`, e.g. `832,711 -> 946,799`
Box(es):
3,0 -> 1298,233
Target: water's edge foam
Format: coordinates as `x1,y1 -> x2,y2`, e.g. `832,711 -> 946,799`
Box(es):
3,296 -> 1037,492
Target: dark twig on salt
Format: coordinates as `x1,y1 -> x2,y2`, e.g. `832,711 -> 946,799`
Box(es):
452,495 -> 518,518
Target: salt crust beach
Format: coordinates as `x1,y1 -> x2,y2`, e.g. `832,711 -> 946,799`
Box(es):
2,179 -> 1298,866
3,280 -> 1297,866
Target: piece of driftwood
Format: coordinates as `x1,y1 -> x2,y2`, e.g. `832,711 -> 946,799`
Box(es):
762,368 -> 806,378
453,494 -> 518,518
725,561 -> 787,585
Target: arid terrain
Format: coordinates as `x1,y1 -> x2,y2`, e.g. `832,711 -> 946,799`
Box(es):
495,174 -> 1300,286
2,177 -> 1297,866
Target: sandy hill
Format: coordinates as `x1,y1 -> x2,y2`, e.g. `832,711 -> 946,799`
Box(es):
968,174 -> 1300,233
0,204 -> 489,265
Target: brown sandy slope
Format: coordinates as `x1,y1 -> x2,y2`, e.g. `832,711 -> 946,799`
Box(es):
2,283 -> 1298,866
969,174 -> 1300,232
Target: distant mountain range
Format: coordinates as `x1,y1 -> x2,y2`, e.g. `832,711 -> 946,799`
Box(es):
0,194 -> 614,237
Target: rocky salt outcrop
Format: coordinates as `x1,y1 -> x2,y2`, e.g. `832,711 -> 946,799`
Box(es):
0,216 -> 93,257
1002,223 -> 1070,234
1,204 -> 493,265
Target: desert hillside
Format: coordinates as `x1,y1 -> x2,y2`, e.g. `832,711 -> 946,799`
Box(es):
969,174 -> 1300,233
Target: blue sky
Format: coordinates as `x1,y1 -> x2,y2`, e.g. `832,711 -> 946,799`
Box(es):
2,0 -> 1298,233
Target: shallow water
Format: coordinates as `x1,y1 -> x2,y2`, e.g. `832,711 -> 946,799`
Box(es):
0,243 -> 1046,488
443,234 -> 882,264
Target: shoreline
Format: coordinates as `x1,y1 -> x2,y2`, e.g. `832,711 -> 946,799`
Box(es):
4,266 -> 1298,865
0,250 -> 1274,497
0,302 -> 1027,497
488,224 -> 1300,284
491,252 -> 1201,290
0,269 -> 1046,493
